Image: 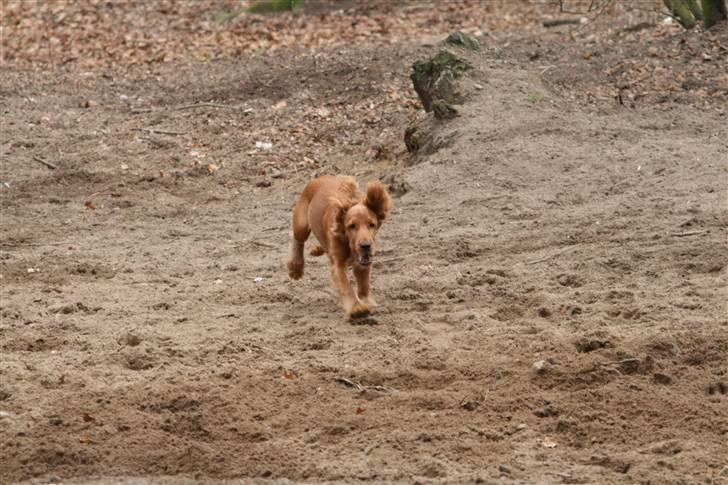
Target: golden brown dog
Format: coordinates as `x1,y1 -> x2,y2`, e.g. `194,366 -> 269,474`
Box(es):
287,175 -> 391,319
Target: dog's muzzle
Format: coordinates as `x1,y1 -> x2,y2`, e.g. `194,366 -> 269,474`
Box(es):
357,242 -> 373,266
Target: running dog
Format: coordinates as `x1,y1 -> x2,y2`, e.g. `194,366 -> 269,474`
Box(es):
287,175 -> 391,319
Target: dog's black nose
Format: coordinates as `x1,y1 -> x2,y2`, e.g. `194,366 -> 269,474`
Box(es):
359,242 -> 372,252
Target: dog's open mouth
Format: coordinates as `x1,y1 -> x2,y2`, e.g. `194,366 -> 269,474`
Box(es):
357,254 -> 372,266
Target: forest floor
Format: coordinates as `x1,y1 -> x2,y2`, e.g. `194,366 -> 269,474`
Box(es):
1,1 -> 727,484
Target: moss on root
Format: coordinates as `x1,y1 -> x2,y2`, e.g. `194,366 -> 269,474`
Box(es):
445,31 -> 481,51
247,0 -> 303,14
412,50 -> 473,80
411,49 -> 472,111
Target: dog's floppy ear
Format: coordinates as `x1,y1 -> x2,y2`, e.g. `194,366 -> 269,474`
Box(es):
329,197 -> 348,237
365,181 -> 391,225
330,177 -> 359,236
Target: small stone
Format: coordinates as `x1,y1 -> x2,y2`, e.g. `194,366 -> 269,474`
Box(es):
432,99 -> 458,120
256,177 -> 272,188
498,464 -> 512,475
123,334 -> 141,347
542,436 -> 558,448
533,359 -> 548,373
538,307 -> 552,318
652,373 -> 672,385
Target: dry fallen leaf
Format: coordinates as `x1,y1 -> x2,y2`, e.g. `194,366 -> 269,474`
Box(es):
272,100 -> 288,110
355,407 -> 366,414
84,201 -> 96,210
79,436 -> 94,444
82,412 -> 96,422
282,369 -> 296,380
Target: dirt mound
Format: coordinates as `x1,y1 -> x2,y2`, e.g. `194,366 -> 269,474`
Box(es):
1,2 -> 727,484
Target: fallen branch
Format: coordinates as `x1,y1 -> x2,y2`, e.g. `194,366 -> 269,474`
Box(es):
33,156 -> 57,170
527,245 -> 580,265
670,230 -> 707,237
543,18 -> 581,27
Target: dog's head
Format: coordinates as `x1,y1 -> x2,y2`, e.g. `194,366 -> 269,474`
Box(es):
331,180 -> 391,267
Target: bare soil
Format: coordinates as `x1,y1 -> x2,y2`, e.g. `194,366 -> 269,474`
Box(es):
1,2 -> 727,484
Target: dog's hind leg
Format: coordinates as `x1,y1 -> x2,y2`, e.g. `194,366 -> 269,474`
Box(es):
287,196 -> 310,280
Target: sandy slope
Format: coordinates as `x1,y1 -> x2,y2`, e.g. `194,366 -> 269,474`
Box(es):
1,6 -> 727,485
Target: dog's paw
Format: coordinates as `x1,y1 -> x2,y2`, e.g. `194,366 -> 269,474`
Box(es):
287,259 -> 304,280
360,296 -> 377,308
309,245 -> 325,257
347,302 -> 371,320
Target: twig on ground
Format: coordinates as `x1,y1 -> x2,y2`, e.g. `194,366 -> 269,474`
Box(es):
527,245 -> 580,265
248,240 -> 276,249
599,357 -> 641,366
334,377 -> 363,391
131,128 -> 186,136
173,103 -> 237,111
543,18 -> 581,27
129,108 -> 154,114
375,251 -> 427,265
365,385 -> 394,392
333,377 -> 395,393
0,240 -> 71,247
262,224 -> 287,232
33,156 -> 57,170
670,230 -> 707,237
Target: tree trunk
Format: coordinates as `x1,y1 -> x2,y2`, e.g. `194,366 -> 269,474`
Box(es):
702,0 -> 728,28
686,0 -> 704,19
664,0 -> 697,28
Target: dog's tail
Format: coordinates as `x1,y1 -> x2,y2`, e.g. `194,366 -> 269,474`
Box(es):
309,245 -> 325,257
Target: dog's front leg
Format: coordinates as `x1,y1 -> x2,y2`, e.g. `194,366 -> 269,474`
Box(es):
330,262 -> 370,319
353,264 -> 376,307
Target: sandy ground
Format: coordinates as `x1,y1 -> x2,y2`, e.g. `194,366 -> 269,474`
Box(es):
1,2 -> 727,484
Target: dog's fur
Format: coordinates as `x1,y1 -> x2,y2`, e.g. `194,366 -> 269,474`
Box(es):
287,175 -> 391,319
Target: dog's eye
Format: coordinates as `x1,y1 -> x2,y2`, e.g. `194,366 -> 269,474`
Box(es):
347,224 -> 356,230
368,223 -> 376,229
